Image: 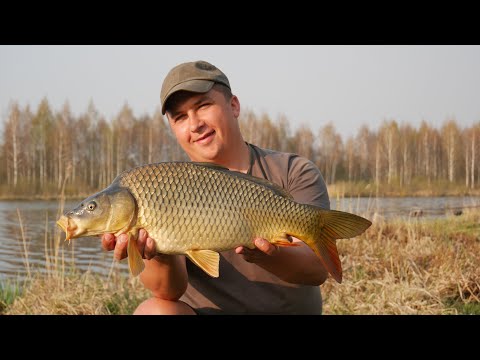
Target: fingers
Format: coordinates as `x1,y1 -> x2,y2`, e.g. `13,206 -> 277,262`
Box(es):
101,233 -> 116,251
136,229 -> 157,260
235,246 -> 244,255
235,238 -> 279,263
136,229 -> 148,259
144,237 -> 157,260
254,238 -> 278,256
113,234 -> 129,261
104,229 -> 156,261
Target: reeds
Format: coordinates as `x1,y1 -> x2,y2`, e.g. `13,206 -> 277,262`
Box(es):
2,211 -> 150,314
1,185 -> 149,315
3,268 -> 149,315
321,209 -> 480,314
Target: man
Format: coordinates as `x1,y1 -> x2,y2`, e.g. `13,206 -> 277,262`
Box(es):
101,60 -> 330,314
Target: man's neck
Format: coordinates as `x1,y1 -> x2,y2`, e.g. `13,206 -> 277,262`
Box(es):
207,139 -> 250,173
218,140 -> 250,173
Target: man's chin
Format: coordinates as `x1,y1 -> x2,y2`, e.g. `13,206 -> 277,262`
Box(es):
189,145 -> 221,162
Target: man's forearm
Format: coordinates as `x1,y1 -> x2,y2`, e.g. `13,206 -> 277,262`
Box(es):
140,254 -> 188,301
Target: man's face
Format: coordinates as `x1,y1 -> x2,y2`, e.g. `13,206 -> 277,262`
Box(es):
166,85 -> 240,163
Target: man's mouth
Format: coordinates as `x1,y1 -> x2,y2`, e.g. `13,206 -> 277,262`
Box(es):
195,130 -> 215,144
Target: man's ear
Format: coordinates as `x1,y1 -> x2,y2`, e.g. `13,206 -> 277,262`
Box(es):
231,95 -> 240,117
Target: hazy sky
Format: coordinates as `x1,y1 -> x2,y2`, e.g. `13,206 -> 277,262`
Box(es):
1,45 -> 479,139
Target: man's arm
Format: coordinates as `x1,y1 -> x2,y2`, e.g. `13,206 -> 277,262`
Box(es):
102,230 -> 188,300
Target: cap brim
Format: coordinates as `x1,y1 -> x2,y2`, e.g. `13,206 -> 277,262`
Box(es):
161,79 -> 215,115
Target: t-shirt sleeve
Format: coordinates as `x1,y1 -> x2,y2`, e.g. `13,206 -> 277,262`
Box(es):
287,155 -> 330,210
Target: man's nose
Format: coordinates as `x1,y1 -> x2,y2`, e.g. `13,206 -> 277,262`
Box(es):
189,113 -> 205,132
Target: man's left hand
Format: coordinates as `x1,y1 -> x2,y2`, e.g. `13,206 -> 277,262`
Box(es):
235,238 -> 279,263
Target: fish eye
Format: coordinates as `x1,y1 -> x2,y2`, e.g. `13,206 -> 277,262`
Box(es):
86,201 -> 96,211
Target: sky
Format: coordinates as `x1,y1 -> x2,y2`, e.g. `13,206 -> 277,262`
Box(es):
1,45 -> 479,139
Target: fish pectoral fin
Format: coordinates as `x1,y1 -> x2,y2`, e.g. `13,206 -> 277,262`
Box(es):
127,234 -> 145,277
271,234 -> 301,247
185,250 -> 220,278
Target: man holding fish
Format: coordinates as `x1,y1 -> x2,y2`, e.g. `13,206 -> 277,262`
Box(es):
91,60 -> 370,314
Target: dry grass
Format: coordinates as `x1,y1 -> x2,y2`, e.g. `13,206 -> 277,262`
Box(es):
1,186 -> 150,315
322,209 -> 480,314
4,270 -> 149,315
2,201 -> 479,314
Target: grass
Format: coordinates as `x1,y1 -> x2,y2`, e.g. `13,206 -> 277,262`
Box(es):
321,208 -> 480,314
0,185 -> 150,315
0,224 -> 150,315
1,199 -> 479,315
3,270 -> 149,315
0,281 -> 23,313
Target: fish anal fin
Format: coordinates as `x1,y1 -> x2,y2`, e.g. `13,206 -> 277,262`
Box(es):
271,234 -> 301,247
311,234 -> 342,283
185,249 -> 220,278
127,234 -> 145,277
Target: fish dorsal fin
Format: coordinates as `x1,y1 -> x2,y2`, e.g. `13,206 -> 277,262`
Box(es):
185,249 -> 220,278
192,162 -> 293,200
193,162 -> 230,171
127,234 -> 145,277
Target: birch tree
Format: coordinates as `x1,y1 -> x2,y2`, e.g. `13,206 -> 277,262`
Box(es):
441,120 -> 460,183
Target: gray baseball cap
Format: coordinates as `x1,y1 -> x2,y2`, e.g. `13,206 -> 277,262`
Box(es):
160,60 -> 231,115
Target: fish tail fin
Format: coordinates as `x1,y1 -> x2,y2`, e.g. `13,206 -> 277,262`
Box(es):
302,209 -> 371,284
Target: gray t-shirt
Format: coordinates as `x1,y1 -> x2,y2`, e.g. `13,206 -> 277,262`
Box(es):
180,143 -> 330,314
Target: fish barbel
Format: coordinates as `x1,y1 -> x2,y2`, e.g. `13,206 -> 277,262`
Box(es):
56,162 -> 371,283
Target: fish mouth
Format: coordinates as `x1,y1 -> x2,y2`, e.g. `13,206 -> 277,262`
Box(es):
56,215 -> 78,241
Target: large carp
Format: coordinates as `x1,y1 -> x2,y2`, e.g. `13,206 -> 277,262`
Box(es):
57,162 -> 371,283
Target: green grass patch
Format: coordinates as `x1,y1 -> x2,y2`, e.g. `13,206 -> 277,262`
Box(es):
456,302 -> 480,315
0,281 -> 23,313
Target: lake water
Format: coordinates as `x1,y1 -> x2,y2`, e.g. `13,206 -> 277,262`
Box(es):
1,196 -> 480,281
0,200 -> 129,282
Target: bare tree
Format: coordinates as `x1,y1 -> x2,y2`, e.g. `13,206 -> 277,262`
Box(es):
344,137 -> 355,182
399,123 -> 416,187
3,103 -> 21,188
318,122 -> 343,184
378,120 -> 399,185
441,119 -> 460,183
356,125 -> 374,181
293,125 -> 315,161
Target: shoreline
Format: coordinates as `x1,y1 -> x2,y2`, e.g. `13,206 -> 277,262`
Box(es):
0,195 -> 89,201
2,193 -> 480,201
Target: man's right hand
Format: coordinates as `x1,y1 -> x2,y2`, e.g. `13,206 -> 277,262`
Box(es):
101,229 -> 157,261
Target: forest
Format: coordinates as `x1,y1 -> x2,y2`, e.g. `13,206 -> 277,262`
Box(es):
1,98 -> 479,198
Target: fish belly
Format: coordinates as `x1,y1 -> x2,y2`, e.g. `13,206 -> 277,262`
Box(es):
142,207 -> 254,254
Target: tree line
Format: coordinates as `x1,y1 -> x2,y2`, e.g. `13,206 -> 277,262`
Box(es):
1,98 -> 479,198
